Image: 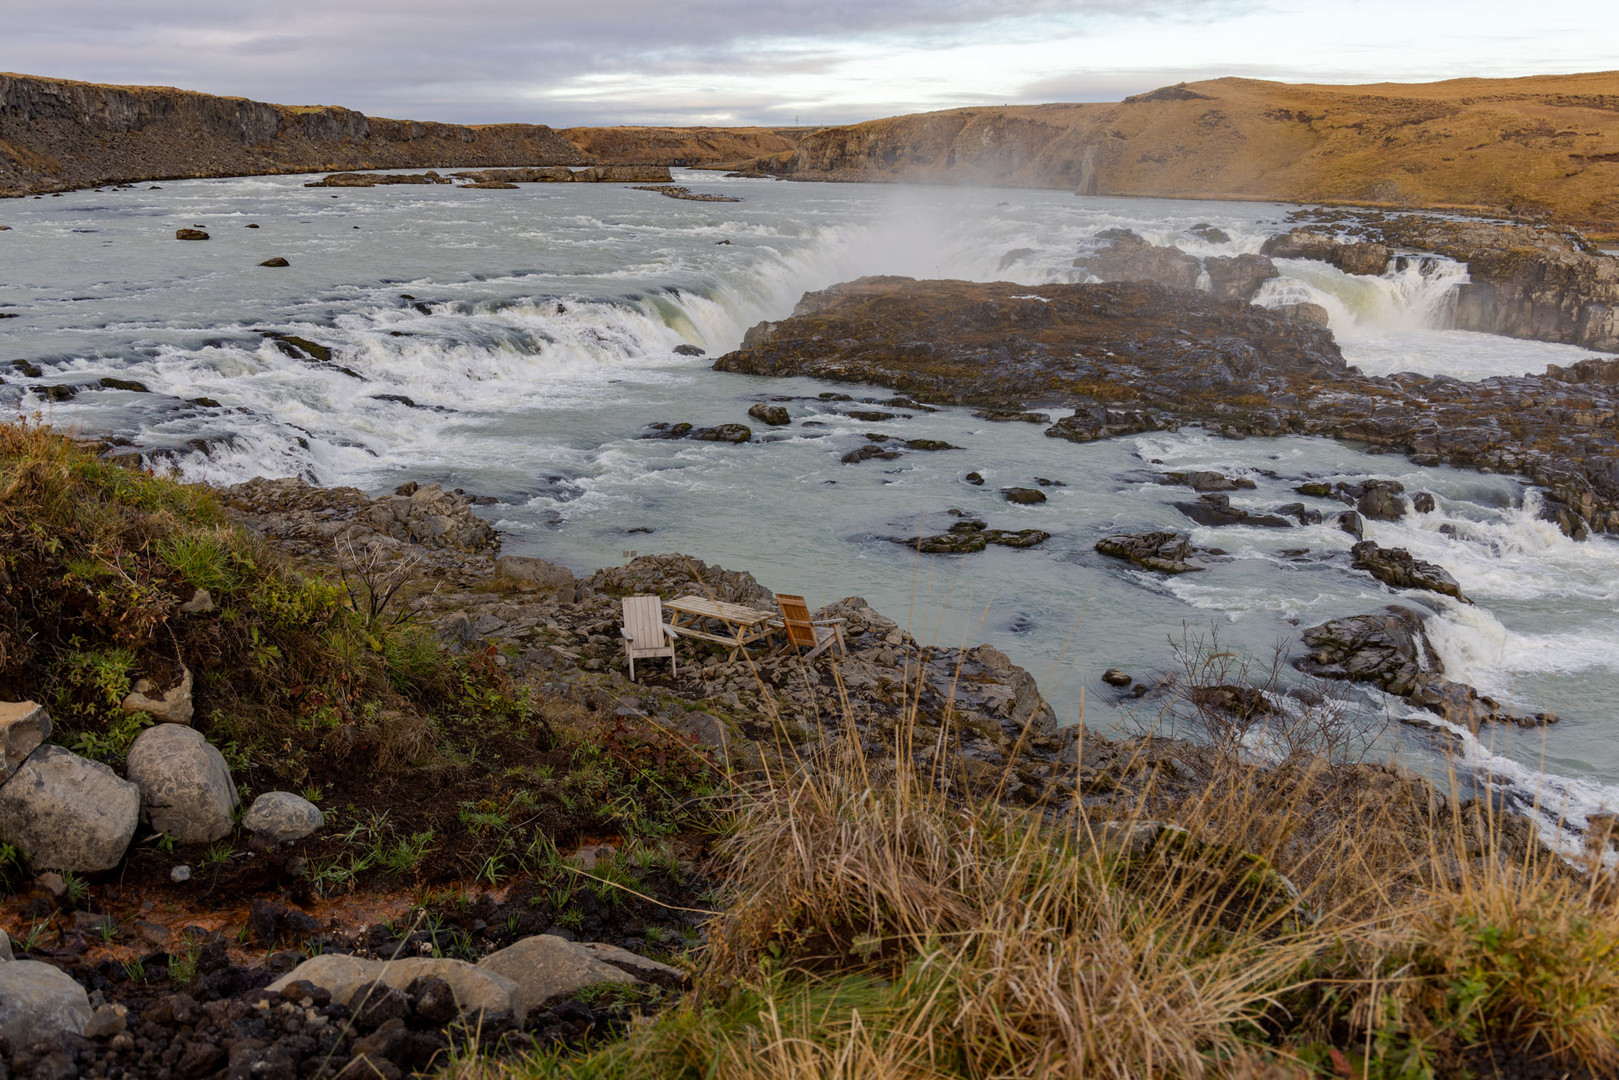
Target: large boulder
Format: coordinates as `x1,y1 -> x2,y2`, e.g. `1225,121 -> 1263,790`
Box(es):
267,954 -> 524,1023
476,934 -> 637,1006
493,555 -> 575,592
0,745 -> 139,872
242,791 -> 324,843
125,724 -> 239,844
0,960 -> 91,1050
1297,606 -> 1436,696
1204,253 -> 1279,302
0,701 -> 51,782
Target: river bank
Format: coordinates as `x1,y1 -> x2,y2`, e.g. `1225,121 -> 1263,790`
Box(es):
2,423 -> 1616,1077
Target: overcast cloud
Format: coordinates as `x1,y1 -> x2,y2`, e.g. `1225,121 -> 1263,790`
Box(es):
2,0 -> 1614,126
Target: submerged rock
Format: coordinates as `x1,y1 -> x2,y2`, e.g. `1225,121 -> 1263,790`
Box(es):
1174,492 -> 1292,528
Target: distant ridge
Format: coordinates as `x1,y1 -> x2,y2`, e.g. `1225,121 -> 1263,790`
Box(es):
0,72 -> 805,196
738,72 -> 1619,238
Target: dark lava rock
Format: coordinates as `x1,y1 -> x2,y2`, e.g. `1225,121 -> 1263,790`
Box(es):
673,344 -> 705,356
1073,230 -> 1201,291
974,408 -> 1050,423
1002,487 -> 1047,505
1351,541 -> 1469,602
843,444 -> 902,464
1174,493 -> 1291,528
261,332 -> 333,364
1297,606 -> 1436,696
1165,470 -> 1256,492
1354,479 -> 1409,521
693,423 -> 751,443
176,228 -> 210,240
1204,253 -> 1279,302
894,520 -> 1050,553
259,257 -> 290,267
747,402 -> 790,426
349,981 -> 411,1030
1096,531 -> 1206,574
1185,223 -> 1231,244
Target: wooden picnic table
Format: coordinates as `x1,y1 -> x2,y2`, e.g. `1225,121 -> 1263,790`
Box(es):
663,595 -> 780,659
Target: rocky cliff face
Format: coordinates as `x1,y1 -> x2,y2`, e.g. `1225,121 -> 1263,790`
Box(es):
742,73 -> 1619,238
0,73 -> 809,196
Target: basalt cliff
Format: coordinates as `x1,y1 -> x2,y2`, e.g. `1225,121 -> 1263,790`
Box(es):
741,71 -> 1619,239
0,72 -> 806,196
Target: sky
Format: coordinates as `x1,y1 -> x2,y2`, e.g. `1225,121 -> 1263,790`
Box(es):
3,0 -> 1616,128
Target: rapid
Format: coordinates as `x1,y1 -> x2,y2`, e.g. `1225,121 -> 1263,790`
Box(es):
3,170 -> 1617,847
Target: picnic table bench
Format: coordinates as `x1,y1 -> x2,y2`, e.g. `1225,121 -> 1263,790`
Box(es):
663,595 -> 780,659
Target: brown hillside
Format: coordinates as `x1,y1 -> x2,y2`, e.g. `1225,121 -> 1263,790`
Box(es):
754,72 -> 1619,238
0,73 -> 812,196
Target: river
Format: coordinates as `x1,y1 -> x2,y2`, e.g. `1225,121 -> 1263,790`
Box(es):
3,170 -> 1616,847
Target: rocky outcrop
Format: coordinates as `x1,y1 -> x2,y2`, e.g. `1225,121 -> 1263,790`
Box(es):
1265,214 -> 1619,352
0,744 -> 140,871
1205,253 -> 1281,301
1096,532 -> 1211,574
125,723 -> 239,844
1175,493 -> 1293,528
712,276 -> 1619,534
1072,230 -> 1200,291
219,477 -> 499,569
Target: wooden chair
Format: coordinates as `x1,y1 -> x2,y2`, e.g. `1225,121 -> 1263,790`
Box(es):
620,595 -> 678,680
775,594 -> 846,660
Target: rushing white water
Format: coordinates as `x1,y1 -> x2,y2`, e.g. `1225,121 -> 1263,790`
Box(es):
3,171 -> 1617,840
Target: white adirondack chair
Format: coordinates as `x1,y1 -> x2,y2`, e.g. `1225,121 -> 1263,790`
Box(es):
620,595 -> 678,680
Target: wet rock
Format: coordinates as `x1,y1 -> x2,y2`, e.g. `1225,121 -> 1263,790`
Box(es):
974,409 -> 1050,423
1261,228 -> 1390,276
846,410 -> 895,422
904,438 -> 959,451
842,443 -> 902,464
1165,470 -> 1255,492
0,745 -> 140,871
1337,510 -> 1366,540
692,423 -> 751,443
98,376 -> 149,392
1297,606 -> 1436,696
747,402 -> 789,426
260,331 -> 333,363
125,723 -> 239,844
1537,496 -> 1591,540
242,791 -> 324,843
0,701 -> 51,782
0,960 -> 91,1049
1001,487 -> 1046,504
1096,531 -> 1207,574
259,257 -> 290,267
1204,253 -> 1279,302
121,665 -> 193,724
11,359 -> 44,378
175,228 -> 209,240
1354,479 -> 1409,521
672,344 -> 705,356
963,471 -> 985,485
1046,405 -> 1169,444
1073,230 -> 1201,291
1412,492 -> 1436,513
476,934 -> 637,1007
1186,223 -> 1231,244
1174,493 -> 1292,528
989,529 -> 1050,548
1277,301 -> 1331,327
1101,668 -> 1133,687
1351,541 -> 1468,602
